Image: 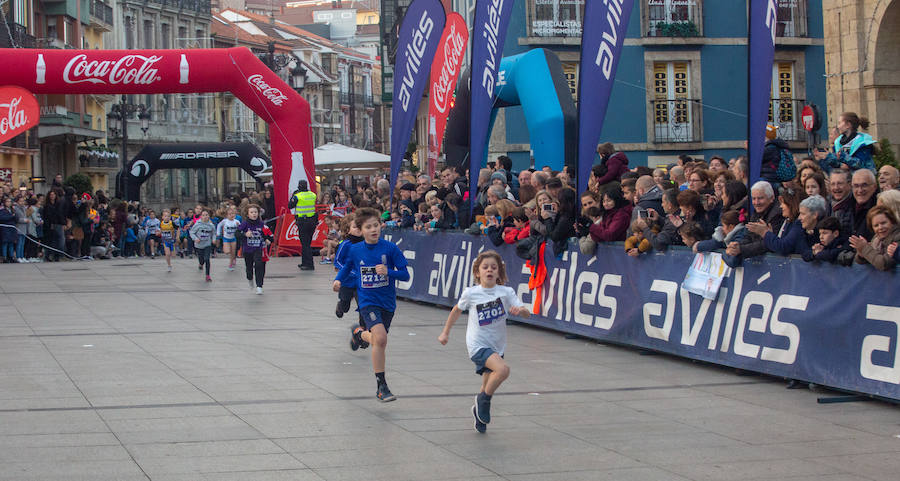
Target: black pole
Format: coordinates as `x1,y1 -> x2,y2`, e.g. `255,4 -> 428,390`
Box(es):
121,95 -> 128,177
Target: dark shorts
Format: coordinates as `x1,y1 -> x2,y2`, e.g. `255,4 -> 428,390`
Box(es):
359,306 -> 394,333
470,348 -> 503,375
147,234 -> 160,242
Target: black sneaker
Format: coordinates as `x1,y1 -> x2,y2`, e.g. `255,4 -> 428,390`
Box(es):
377,383 -> 396,402
349,326 -> 369,351
335,300 -> 344,318
474,392 -> 491,424
472,405 -> 486,433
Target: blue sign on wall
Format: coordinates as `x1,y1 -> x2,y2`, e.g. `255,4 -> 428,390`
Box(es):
384,230 -> 900,401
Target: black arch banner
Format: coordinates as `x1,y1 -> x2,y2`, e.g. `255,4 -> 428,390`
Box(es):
117,142 -> 271,201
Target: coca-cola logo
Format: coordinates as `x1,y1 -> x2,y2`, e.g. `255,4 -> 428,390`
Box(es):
0,86 -> 39,145
432,20 -> 467,114
0,97 -> 29,135
284,220 -> 299,241
247,74 -> 288,106
63,54 -> 163,85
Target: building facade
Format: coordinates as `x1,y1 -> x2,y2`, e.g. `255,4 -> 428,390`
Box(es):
0,0 -> 114,193
492,0 -> 828,171
823,0 -> 899,154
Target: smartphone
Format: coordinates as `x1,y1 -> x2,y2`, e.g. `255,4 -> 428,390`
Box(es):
638,209 -> 649,219
542,203 -> 554,212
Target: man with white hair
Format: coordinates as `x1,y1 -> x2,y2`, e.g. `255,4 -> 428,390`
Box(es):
878,165 -> 900,191
829,170 -> 854,235
851,168 -> 878,238
725,180 -> 784,264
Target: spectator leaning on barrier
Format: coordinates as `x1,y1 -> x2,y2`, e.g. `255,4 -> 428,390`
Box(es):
589,185 -> 633,244
804,216 -> 852,264
636,188 -> 680,251
630,176 -> 664,233
851,169 -> 878,238
726,181 -> 785,264
748,187 -> 813,257
696,210 -> 747,265
851,205 -> 900,271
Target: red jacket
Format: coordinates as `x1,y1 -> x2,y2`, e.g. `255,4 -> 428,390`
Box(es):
503,223 -> 530,244
589,204 -> 633,242
596,152 -> 629,186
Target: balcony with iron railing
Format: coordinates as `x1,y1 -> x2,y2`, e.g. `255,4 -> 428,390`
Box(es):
143,0 -> 211,15
770,98 -> 808,142
339,92 -> 350,106
650,98 -> 701,143
364,94 -> 374,108
1,129 -> 39,150
645,0 -> 703,38
0,22 -> 36,48
89,0 -> 114,30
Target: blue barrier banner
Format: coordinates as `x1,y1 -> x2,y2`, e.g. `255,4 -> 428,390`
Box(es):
469,0 -> 514,211
383,230 -> 900,401
748,0 -> 779,189
390,0 -> 446,197
576,0 -> 634,195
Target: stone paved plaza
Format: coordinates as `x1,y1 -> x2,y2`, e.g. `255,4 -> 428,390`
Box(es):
1,256 -> 899,480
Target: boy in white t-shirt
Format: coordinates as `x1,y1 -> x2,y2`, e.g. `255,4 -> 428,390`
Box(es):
438,250 -> 530,433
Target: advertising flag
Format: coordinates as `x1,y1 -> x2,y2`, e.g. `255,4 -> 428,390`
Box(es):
576,0 -> 634,195
389,0 -> 446,196
748,0 -> 779,189
469,0 -> 515,210
427,12 -> 468,178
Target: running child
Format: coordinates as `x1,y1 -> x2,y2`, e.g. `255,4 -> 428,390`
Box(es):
159,209 -> 177,271
333,207 -> 409,402
333,213 -> 362,318
236,204 -> 274,294
217,207 -> 241,271
144,210 -> 161,258
189,209 -> 217,282
438,250 -> 529,433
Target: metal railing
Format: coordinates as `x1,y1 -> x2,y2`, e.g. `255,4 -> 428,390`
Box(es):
364,94 -> 374,108
650,98 -> 701,143
339,92 -> 350,105
311,108 -> 338,125
526,0 -> 584,37
646,0 -> 702,37
0,22 -> 36,48
89,0 -> 114,27
770,98 -> 808,142
776,0 -> 808,38
1,129 -> 38,150
145,0 -> 211,14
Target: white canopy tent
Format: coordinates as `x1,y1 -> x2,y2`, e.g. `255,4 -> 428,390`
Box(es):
312,143 -> 390,179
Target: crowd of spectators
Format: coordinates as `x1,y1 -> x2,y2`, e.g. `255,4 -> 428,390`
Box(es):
0,173 -> 278,263
315,117 -> 900,272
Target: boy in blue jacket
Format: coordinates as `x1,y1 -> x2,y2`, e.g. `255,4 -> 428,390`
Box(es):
334,213 -> 363,319
333,208 -> 410,402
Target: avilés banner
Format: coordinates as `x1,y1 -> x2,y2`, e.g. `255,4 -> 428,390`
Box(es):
0,86 -> 39,145
576,0 -> 634,195
389,0 -> 446,195
427,12 -> 468,178
469,0 -> 515,210
748,0 -> 779,190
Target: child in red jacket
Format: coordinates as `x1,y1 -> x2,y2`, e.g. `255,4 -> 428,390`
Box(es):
503,208 -> 531,244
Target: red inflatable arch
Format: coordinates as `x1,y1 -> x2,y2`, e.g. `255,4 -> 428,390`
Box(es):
0,47 -> 314,214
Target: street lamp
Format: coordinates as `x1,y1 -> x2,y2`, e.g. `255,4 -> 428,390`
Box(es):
291,59 -> 308,93
107,95 -> 151,196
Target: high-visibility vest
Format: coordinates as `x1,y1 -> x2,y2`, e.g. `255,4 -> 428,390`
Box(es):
292,191 -> 317,218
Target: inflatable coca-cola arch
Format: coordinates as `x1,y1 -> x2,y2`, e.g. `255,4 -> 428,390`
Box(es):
1,48 -> 314,213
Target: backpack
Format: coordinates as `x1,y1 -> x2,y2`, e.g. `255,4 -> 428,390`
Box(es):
775,148 -> 797,182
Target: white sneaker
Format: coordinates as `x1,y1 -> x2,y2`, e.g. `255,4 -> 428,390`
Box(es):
16,258 -> 24,263
227,266 -> 234,272
256,287 -> 263,295
248,279 -> 255,289
167,265 -> 172,272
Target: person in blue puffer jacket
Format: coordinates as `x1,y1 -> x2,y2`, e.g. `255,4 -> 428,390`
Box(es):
814,112 -> 877,173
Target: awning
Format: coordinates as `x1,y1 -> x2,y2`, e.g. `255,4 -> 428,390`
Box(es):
38,125 -> 106,143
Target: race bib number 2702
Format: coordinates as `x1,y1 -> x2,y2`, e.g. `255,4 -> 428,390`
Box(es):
476,298 -> 506,326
